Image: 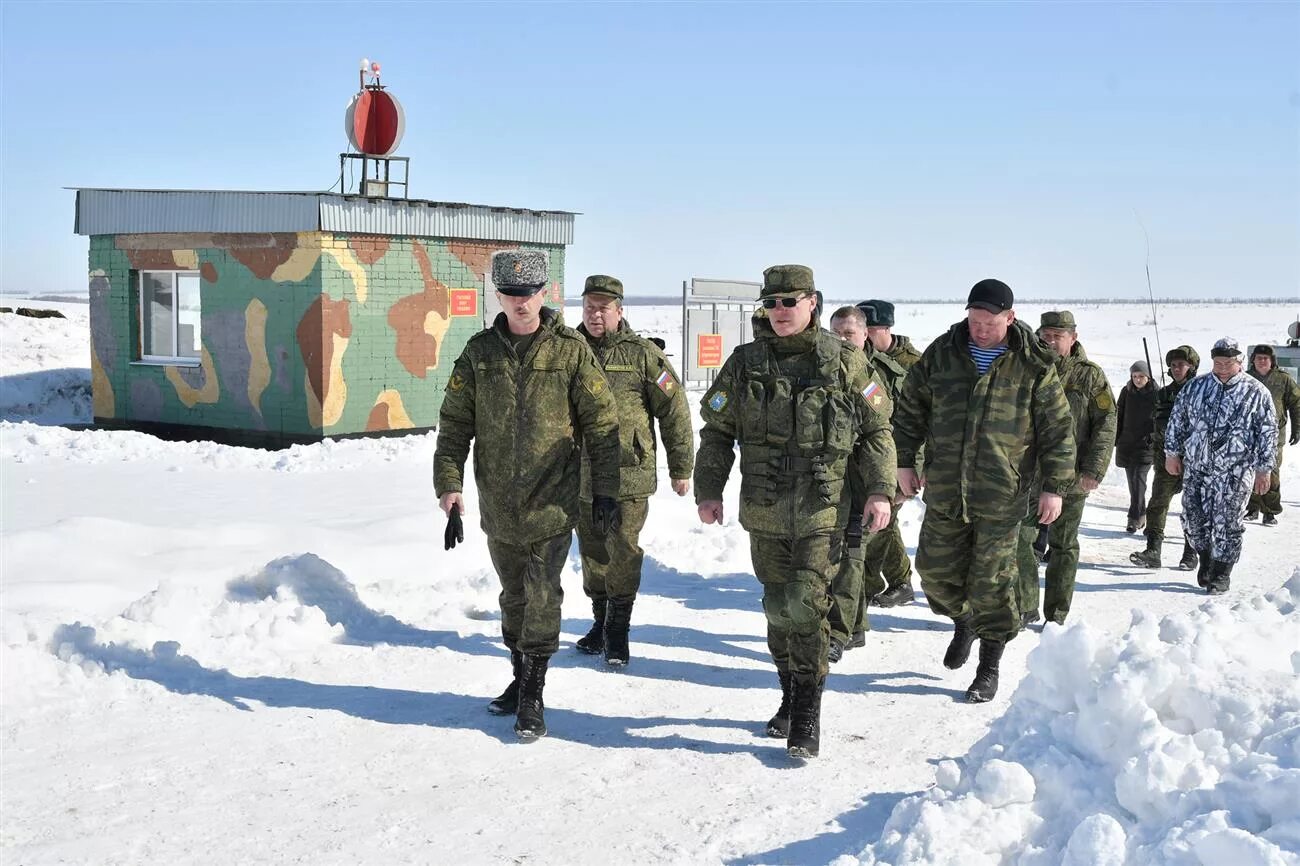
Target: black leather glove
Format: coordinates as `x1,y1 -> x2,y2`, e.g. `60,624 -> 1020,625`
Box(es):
592,495 -> 623,536
1290,429 -> 1299,447
444,503 -> 464,550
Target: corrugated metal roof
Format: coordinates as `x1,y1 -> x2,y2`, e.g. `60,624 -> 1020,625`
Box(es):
72,188 -> 576,245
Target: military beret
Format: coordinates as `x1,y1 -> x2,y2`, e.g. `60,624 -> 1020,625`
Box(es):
1040,310 -> 1077,331
761,264 -> 815,298
583,275 -> 624,300
858,300 -> 895,327
492,250 -> 548,296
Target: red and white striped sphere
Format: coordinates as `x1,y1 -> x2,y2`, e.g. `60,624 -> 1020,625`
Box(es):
344,88 -> 405,157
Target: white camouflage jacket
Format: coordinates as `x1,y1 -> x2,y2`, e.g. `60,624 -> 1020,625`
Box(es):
1165,371 -> 1277,476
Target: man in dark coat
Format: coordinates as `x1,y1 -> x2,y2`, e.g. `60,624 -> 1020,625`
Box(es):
1115,360 -> 1159,533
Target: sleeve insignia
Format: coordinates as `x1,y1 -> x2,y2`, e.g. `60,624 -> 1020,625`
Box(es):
656,369 -> 675,393
708,391 -> 728,411
447,374 -> 465,392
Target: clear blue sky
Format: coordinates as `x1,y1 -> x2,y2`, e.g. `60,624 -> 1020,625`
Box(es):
2,1 -> 1297,299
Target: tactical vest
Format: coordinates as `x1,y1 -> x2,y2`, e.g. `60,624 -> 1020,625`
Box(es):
735,332 -> 857,510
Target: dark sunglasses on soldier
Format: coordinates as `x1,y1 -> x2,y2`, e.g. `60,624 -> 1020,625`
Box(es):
762,295 -> 807,309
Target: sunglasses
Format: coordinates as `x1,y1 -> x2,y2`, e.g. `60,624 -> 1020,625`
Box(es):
762,295 -> 809,309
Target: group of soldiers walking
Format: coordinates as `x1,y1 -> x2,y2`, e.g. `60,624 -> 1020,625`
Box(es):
433,251 -> 1295,758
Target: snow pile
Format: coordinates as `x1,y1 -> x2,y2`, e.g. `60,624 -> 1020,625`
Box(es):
848,569 -> 1300,866
0,303 -> 93,425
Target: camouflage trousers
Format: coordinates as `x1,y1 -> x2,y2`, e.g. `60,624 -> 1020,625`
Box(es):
1016,493 -> 1087,624
1182,468 -> 1253,564
576,498 -> 651,601
916,509 -> 1021,644
1145,458 -> 1184,540
751,532 -> 840,679
485,530 -> 570,657
1246,445 -> 1284,517
867,504 -> 913,591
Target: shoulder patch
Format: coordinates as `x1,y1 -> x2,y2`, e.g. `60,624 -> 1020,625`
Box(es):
1095,390 -> 1114,411
655,369 -> 676,394
708,391 -> 728,411
447,373 -> 465,392
861,380 -> 886,411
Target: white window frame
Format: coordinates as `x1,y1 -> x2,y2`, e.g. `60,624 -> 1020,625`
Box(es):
138,269 -> 202,365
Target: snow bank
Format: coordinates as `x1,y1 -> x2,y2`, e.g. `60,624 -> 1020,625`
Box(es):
0,304 -> 93,424
845,570 -> 1300,866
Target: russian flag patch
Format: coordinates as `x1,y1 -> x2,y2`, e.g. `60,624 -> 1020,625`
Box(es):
862,381 -> 879,400
656,370 -> 675,393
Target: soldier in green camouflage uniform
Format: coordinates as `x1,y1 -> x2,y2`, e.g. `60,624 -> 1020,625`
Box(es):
695,265 -> 897,759
862,300 -> 922,611
893,279 -> 1076,703
1015,311 -> 1116,626
1129,346 -> 1200,570
1246,344 -> 1300,525
823,305 -> 906,660
574,275 -> 694,666
434,251 -> 622,740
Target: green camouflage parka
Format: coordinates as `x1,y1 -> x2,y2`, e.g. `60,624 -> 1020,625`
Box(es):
1054,341 -> 1117,486
1249,366 -> 1300,443
892,318 -> 1076,522
887,334 -> 923,370
1151,345 -> 1200,450
694,318 -> 897,537
433,307 -> 621,544
577,319 -> 694,501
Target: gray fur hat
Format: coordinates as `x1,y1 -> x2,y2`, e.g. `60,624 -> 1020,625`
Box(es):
492,250 -> 548,295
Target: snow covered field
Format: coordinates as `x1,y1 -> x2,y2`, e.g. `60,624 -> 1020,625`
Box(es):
2,300 -> 1298,865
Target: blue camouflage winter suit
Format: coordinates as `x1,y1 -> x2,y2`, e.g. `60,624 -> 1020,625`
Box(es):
1164,371 -> 1277,564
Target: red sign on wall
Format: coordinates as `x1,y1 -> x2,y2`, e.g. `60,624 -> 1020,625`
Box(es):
450,289 -> 478,317
697,333 -> 724,368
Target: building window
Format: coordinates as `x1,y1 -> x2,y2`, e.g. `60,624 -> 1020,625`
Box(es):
140,270 -> 202,361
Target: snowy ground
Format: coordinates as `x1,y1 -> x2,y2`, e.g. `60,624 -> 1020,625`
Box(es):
2,301 -> 1298,865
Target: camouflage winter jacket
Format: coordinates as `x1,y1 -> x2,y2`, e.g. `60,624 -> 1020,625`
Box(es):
892,319 -> 1076,522
694,319 -> 897,538
577,319 -> 694,501
1054,341 -> 1117,487
887,334 -> 923,370
1165,371 -> 1277,476
433,307 -> 621,543
1249,367 -> 1300,444
1151,346 -> 1200,450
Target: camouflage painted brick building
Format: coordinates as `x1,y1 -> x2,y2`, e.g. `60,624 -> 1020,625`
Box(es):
74,188 -> 574,445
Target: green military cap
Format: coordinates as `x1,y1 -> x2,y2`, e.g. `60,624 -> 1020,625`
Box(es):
761,264 -> 816,298
492,250 -> 548,296
1040,310 -> 1077,331
582,275 -> 624,300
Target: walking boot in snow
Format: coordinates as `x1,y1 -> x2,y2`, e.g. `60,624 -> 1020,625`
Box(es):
874,582 -> 914,608
487,650 -> 523,716
828,639 -> 845,664
1206,560 -> 1233,595
1129,533 -> 1162,568
847,631 -> 867,649
965,639 -> 1006,703
1177,541 -> 1199,572
1245,508 -> 1259,522
786,675 -> 824,759
1263,513 -> 1278,527
575,596 -> 606,655
1195,549 -> 1213,588
603,596 -> 634,667
1020,609 -> 1041,630
943,614 -> 977,670
514,654 -> 549,739
766,671 -> 792,738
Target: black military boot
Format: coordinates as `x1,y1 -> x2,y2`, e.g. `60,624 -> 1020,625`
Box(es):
514,654 -> 549,739
1020,609 -> 1041,630
1177,542 -> 1199,572
1206,560 -> 1234,595
828,639 -> 845,664
1129,533 -> 1162,568
603,596 -> 634,667
874,582 -> 914,608
1245,508 -> 1259,522
847,630 -> 867,649
786,675 -> 824,759
943,614 -> 977,670
1263,513 -> 1278,527
1195,549 -> 1213,588
766,671 -> 792,738
575,596 -> 606,655
487,650 -> 522,716
965,639 -> 1005,703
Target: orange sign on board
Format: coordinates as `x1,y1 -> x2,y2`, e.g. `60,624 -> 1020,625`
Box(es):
697,333 -> 724,368
449,289 -> 478,317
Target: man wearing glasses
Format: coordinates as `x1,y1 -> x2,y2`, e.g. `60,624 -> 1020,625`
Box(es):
694,265 -> 897,759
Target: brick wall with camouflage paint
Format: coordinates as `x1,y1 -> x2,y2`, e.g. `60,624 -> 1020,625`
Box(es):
86,231 -> 564,441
